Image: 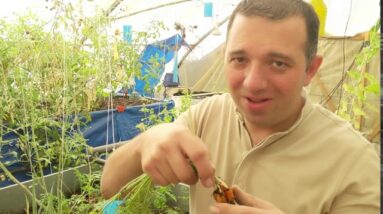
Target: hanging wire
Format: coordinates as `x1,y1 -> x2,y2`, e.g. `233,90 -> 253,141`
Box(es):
105,13 -> 116,159
112,0 -> 193,21
320,0 -> 353,108
178,1 -> 237,68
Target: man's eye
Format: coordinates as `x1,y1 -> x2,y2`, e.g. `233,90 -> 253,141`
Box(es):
272,61 -> 287,68
231,57 -> 247,64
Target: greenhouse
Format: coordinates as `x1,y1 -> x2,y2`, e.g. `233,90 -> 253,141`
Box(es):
0,0 -> 380,213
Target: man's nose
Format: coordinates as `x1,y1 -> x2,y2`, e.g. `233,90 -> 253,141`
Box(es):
243,63 -> 268,92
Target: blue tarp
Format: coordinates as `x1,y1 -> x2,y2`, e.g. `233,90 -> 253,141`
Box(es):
134,34 -> 188,97
83,100 -> 174,147
0,100 -> 175,187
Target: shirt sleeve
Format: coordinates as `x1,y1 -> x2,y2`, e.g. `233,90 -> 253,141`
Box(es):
173,104 -> 197,134
173,94 -> 220,135
330,143 -> 380,213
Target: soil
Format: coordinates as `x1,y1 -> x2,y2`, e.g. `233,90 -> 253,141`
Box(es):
95,95 -> 158,111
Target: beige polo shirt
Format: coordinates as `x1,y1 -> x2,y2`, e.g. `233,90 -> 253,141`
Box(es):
175,93 -> 380,214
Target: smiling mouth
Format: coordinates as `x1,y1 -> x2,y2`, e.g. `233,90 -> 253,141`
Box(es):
246,97 -> 270,103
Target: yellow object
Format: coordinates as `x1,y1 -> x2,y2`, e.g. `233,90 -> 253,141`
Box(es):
113,44 -> 119,60
310,0 -> 327,36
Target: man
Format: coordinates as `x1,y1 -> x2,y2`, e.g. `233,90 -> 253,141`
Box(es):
101,0 -> 380,213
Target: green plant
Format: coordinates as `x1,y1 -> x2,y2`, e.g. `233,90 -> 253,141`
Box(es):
137,89 -> 193,132
0,0 -> 173,213
337,21 -> 380,132
64,169 -> 105,213
110,90 -> 194,213
103,174 -> 182,214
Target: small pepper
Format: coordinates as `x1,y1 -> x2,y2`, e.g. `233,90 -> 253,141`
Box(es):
212,176 -> 237,204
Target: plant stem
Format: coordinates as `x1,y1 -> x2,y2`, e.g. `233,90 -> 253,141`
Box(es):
0,161 -> 48,211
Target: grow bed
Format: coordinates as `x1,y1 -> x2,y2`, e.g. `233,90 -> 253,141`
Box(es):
0,99 -> 175,212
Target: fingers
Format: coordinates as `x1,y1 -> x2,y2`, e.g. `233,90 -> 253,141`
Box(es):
156,159 -> 180,184
231,185 -> 258,207
167,149 -> 198,185
142,143 -> 185,185
211,186 -> 285,214
140,123 -> 215,187
210,203 -> 264,214
149,168 -> 170,186
142,153 -> 171,185
232,185 -> 277,210
180,134 -> 215,188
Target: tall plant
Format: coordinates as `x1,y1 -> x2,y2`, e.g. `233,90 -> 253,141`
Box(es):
0,0 -> 170,212
336,21 -> 380,135
103,90 -> 193,213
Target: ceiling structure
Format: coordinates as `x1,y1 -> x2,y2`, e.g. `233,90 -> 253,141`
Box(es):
0,0 -> 379,60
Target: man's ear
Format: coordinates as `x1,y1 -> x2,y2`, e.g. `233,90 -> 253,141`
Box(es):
304,55 -> 323,86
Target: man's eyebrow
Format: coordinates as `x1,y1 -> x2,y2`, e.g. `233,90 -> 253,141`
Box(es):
227,49 -> 247,56
269,52 -> 294,63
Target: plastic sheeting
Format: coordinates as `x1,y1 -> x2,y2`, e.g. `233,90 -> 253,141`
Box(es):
179,43 -> 227,92
308,37 -> 380,144
83,99 -> 175,147
134,34 -> 188,96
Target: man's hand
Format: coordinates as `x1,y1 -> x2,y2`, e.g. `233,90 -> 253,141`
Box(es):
101,123 -> 215,199
209,185 -> 285,214
138,123 -> 215,188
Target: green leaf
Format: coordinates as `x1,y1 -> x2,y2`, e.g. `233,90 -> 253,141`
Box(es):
353,107 -> 366,116
365,83 -> 380,95
342,84 -> 354,93
347,70 -> 361,80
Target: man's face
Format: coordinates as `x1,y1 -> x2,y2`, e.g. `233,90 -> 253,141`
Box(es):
224,14 -> 321,131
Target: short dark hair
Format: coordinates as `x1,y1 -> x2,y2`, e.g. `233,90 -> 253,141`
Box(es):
227,0 -> 320,62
